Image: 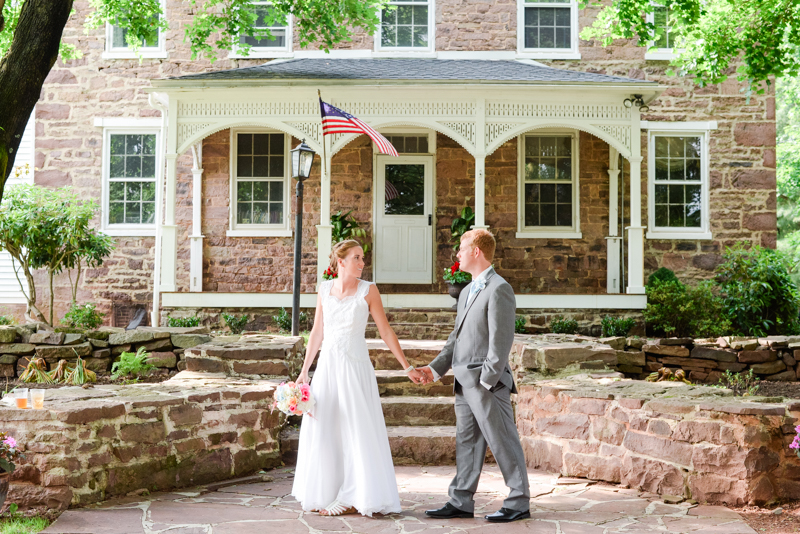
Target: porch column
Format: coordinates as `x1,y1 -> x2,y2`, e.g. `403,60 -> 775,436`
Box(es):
626,106 -> 646,294
160,153 -> 178,293
472,98 -> 489,229
473,155 -> 488,229
606,147 -> 622,293
315,142 -> 333,286
189,143 -> 204,292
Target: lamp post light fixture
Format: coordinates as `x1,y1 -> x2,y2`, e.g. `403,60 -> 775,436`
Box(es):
290,139 -> 316,336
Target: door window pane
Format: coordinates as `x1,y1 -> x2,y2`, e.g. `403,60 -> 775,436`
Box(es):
384,164 -> 425,215
107,133 -> 157,226
653,6 -> 673,49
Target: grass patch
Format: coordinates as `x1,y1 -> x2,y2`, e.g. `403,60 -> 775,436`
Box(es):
0,516 -> 50,534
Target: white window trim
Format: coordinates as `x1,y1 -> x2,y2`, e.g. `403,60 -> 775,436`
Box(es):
100,125 -> 160,237
227,128 -> 292,238
229,2 -> 293,59
516,0 -> 581,60
102,0 -> 168,60
644,7 -> 680,61
516,130 -> 582,239
375,0 -> 436,55
646,126 -> 714,240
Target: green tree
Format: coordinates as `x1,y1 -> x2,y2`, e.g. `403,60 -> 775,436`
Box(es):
777,75 -> 800,264
0,184 -> 114,325
0,0 -> 388,199
579,0 -> 800,93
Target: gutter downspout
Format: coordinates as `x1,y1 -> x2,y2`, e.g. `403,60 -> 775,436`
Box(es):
149,93 -> 168,327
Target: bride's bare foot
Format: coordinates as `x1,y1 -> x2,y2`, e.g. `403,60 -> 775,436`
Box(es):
319,500 -> 357,516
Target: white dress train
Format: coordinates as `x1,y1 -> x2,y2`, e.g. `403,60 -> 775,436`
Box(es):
291,279 -> 402,516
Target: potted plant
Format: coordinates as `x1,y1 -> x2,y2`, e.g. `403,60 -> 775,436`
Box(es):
0,431 -> 23,509
443,261 -> 472,308
450,207 -> 475,251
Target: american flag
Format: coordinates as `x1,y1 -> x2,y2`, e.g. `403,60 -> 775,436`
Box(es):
385,180 -> 400,201
319,98 -> 399,157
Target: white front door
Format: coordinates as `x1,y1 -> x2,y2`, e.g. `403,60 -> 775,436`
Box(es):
374,155 -> 434,284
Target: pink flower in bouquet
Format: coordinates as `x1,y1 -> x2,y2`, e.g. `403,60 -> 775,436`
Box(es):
299,384 -> 311,402
287,381 -> 297,389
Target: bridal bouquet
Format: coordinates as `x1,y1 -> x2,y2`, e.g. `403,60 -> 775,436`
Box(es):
272,382 -> 315,417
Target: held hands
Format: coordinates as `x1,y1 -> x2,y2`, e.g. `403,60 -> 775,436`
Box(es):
407,368 -> 425,384
418,366 -> 434,384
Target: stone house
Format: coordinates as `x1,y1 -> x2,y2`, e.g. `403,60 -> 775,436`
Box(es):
3,0 -> 776,332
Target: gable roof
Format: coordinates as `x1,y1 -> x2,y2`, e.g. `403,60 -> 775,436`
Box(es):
156,58 -> 657,86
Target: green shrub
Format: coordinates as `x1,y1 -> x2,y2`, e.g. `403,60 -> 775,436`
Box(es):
644,279 -> 731,338
111,347 -> 155,380
0,315 -> 13,325
273,308 -> 309,332
716,244 -> 800,336
167,315 -> 200,328
550,316 -> 578,334
647,267 -> 679,288
62,303 -> 104,330
601,315 -> 636,337
718,369 -> 760,396
222,313 -> 249,334
515,316 -> 527,334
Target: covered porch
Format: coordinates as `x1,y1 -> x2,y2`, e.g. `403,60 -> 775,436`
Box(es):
146,59 -> 663,325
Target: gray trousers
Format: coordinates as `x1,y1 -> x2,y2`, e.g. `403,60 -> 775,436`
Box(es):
448,382 -> 530,513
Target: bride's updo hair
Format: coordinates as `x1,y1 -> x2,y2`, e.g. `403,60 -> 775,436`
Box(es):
329,239 -> 362,273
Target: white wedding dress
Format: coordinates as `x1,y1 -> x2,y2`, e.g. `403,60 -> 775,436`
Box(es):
291,279 -> 402,516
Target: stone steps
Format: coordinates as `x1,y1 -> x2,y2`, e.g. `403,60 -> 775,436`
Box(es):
280,426 -> 462,466
381,396 -> 456,426
375,369 -> 454,397
367,339 -> 446,370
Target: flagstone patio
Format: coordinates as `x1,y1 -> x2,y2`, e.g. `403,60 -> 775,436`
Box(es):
42,465 -> 756,534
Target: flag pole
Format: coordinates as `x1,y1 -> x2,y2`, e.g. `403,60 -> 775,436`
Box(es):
317,89 -> 328,182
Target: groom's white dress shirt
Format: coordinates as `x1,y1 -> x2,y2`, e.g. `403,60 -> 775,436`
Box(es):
430,266 -> 494,390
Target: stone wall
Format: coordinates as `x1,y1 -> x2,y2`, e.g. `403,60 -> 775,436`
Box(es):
1,376 -> 283,512
0,325 -> 211,379
28,0 -> 776,318
516,378 -> 800,505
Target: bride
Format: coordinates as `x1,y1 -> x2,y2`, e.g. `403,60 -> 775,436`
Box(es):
292,239 -> 425,517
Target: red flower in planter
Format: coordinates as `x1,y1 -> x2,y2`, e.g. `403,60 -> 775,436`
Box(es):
451,262 -> 459,275
322,267 -> 338,281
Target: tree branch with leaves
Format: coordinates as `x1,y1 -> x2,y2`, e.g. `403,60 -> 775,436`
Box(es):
579,0 -> 800,93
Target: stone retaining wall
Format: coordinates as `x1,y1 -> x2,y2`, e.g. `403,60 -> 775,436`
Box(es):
0,325 -> 212,379
0,374 -> 282,513
516,377 -> 800,505
162,307 -> 645,341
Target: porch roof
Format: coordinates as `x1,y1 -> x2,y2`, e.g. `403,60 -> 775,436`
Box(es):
155,58 -> 658,87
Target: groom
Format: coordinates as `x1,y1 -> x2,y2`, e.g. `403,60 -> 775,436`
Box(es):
419,229 -> 530,523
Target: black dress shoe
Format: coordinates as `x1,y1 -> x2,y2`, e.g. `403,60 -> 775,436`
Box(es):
425,502 -> 474,518
485,508 -> 531,523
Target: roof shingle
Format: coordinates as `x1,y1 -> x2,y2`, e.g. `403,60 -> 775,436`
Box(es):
165,58 -> 655,85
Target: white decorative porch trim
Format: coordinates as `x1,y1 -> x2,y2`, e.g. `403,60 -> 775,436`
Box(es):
161,292 -> 646,310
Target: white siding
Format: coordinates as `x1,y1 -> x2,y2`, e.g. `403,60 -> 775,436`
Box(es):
0,111 -> 35,304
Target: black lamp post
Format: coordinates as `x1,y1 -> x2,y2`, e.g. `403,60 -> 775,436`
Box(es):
290,139 -> 316,336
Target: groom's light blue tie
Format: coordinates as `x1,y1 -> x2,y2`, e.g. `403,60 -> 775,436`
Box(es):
467,282 -> 480,306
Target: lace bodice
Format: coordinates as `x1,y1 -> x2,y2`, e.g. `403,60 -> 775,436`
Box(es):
320,279 -> 372,363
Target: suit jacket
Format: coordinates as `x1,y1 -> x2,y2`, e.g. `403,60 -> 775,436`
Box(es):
429,267 -> 518,394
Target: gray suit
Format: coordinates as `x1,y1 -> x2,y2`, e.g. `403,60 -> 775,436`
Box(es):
429,267 -> 530,513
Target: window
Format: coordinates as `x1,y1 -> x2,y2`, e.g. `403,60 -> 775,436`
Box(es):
386,135 -> 429,154
517,0 -> 580,59
517,132 -> 581,238
102,131 -> 159,235
646,125 -> 713,240
377,0 -> 434,53
646,5 -> 676,60
103,2 -> 166,59
234,1 -> 292,57
229,131 -> 290,237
